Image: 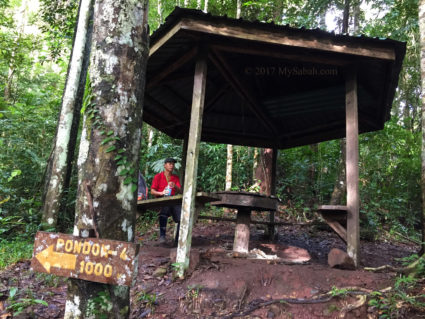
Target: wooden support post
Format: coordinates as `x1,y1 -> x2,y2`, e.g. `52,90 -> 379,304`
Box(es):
233,208 -> 251,254
267,148 -> 278,240
345,69 -> 360,267
176,54 -> 207,278
180,136 -> 188,186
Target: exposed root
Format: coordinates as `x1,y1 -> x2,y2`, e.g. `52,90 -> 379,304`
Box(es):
222,286 -> 390,319
364,253 -> 425,276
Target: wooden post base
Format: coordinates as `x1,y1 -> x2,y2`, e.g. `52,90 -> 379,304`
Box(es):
233,208 -> 251,253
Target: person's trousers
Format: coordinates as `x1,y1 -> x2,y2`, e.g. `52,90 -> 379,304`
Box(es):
159,205 -> 181,241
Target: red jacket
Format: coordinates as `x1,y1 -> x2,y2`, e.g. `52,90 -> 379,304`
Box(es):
151,172 -> 181,196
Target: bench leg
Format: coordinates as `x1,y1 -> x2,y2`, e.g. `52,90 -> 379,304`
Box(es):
266,211 -> 276,241
233,208 -> 251,254
322,216 -> 347,243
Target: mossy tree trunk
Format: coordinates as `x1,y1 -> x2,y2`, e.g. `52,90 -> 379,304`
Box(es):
64,0 -> 149,317
41,0 -> 93,230
419,0 -> 425,254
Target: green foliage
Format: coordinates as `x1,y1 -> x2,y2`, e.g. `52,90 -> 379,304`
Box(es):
86,291 -> 112,319
136,290 -> 157,313
6,286 -> 48,316
369,275 -> 425,318
0,238 -> 33,268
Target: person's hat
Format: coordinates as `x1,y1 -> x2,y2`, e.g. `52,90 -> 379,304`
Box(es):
164,157 -> 176,164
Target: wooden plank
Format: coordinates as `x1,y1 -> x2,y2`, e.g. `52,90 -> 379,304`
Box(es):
149,21 -> 183,56
198,215 -> 295,226
211,43 -> 349,67
233,208 -> 251,253
209,49 -> 279,137
321,216 -> 347,243
211,192 -> 278,211
176,53 -> 208,278
181,19 -> 396,61
180,136 -> 188,186
137,192 -> 219,210
147,47 -> 197,90
144,94 -> 186,121
31,231 -> 139,286
318,205 -> 348,212
345,69 -> 360,267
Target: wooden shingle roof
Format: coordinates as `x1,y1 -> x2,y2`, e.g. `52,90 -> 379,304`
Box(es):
144,7 -> 406,148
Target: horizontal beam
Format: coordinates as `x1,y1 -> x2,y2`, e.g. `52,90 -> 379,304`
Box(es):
181,19 -> 396,61
147,47 -> 197,90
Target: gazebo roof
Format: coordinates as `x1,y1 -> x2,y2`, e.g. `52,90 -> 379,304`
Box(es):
143,7 -> 406,149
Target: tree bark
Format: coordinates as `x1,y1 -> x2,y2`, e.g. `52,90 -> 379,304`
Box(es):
64,0 -> 149,317
330,139 -> 346,205
203,0 -> 208,12
419,0 -> 425,254
236,0 -> 242,19
157,0 -> 163,24
41,0 -> 94,230
225,144 -> 233,191
254,148 -> 274,196
342,0 -> 350,33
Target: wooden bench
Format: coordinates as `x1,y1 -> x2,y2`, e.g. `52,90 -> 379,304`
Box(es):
137,192 -> 220,221
317,205 -> 348,243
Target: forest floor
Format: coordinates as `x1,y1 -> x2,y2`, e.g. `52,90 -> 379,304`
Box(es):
1,210 -> 425,318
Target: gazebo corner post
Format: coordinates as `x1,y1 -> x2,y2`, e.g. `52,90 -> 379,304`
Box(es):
345,68 -> 360,267
176,52 -> 208,278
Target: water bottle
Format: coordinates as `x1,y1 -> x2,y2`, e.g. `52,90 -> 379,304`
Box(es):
164,185 -> 172,196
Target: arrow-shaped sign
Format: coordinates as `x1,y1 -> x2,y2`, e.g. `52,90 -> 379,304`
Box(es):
35,245 -> 77,273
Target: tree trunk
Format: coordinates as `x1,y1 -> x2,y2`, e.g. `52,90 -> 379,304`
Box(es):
330,0 -> 351,206
352,0 -> 360,34
253,147 -> 258,183
184,0 -> 189,7
254,148 -> 273,196
330,139 -> 346,205
419,0 -> 425,254
342,0 -> 350,33
64,0 -> 149,317
203,0 -> 208,12
236,0 -> 241,19
197,0 -> 201,9
158,0 -> 163,24
225,144 -> 233,191
144,126 -> 154,176
41,0 -> 94,230
4,0 -> 28,101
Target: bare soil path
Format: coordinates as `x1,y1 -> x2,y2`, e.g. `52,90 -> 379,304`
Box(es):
0,217 -> 421,318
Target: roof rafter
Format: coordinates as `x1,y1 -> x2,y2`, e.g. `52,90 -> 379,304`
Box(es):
208,49 -> 279,137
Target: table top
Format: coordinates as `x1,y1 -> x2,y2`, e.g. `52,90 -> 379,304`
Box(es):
137,192 -> 219,210
210,191 -> 278,211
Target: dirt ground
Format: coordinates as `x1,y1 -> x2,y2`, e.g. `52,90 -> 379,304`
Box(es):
0,213 -> 423,318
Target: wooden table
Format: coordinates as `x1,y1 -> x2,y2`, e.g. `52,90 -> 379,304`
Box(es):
137,192 -> 219,217
210,191 -> 278,254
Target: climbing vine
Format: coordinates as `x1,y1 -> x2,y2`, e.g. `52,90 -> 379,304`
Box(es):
82,76 -> 138,195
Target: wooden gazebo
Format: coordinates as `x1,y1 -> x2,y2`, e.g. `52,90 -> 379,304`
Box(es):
143,7 -> 406,274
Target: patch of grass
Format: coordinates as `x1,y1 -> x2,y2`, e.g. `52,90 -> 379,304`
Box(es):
0,238 -> 33,269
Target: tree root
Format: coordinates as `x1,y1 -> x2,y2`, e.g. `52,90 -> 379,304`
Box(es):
364,253 -> 425,277
222,286 -> 385,318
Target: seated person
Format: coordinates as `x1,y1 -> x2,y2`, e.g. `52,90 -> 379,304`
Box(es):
151,157 -> 182,244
